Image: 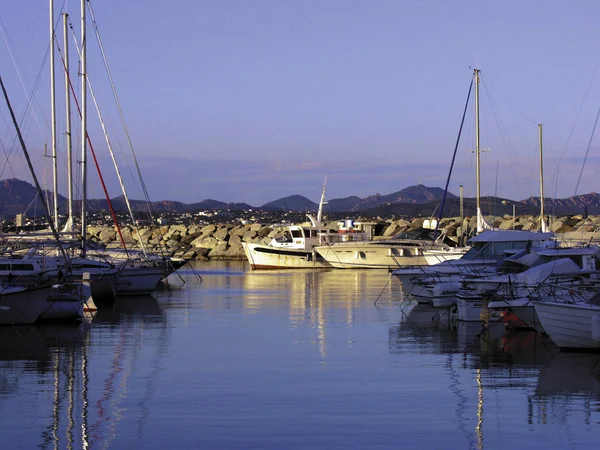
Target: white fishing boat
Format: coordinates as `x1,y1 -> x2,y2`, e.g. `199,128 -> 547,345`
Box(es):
242,178 -> 369,269
242,221 -> 362,269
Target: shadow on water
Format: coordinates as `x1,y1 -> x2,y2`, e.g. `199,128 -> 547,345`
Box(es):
0,321 -> 91,365
535,352 -> 600,399
92,295 -> 165,325
0,325 -> 50,362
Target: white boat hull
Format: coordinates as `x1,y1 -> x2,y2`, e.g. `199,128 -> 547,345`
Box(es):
314,243 -> 428,269
533,301 -> 600,350
40,283 -> 89,321
456,294 -> 502,322
242,243 -> 330,269
456,294 -> 484,322
0,284 -> 53,325
116,266 -> 164,295
412,282 -> 459,308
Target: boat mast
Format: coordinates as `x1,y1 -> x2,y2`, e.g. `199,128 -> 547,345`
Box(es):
539,123 -> 546,232
64,13 -> 74,235
50,0 -> 59,228
474,68 -> 484,233
80,0 -> 87,257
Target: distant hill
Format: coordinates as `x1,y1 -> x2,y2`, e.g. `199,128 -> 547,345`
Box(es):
261,195 -> 318,211
0,178 -> 67,216
1,178 -> 598,218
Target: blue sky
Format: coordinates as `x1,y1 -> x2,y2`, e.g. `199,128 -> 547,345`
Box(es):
1,1 -> 600,206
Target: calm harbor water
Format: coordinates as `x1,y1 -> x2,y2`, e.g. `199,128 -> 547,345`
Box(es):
2,261 -> 600,449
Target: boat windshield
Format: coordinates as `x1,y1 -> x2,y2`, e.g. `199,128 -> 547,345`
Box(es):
391,228 -> 434,241
460,240 -> 537,261
531,254 -> 599,270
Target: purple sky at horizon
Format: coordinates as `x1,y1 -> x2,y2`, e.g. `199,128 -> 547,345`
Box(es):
2,1 -> 600,206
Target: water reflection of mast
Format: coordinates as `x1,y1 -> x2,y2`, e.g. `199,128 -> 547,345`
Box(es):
314,272 -> 327,360
51,353 -> 61,450
81,343 -> 90,450
476,368 -> 483,450
132,317 -> 170,444
67,351 -> 75,450
446,353 -> 473,447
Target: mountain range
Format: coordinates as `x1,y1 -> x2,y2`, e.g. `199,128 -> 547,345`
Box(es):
0,178 -> 597,218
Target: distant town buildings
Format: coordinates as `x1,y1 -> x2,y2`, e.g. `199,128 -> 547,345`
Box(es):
1,207 -> 376,232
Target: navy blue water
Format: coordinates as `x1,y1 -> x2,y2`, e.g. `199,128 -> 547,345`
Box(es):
2,261 -> 600,449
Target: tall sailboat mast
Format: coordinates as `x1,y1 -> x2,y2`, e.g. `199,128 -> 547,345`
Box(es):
49,0 -> 59,228
64,13 -> 74,234
80,0 -> 88,257
538,123 -> 546,232
474,68 -> 484,233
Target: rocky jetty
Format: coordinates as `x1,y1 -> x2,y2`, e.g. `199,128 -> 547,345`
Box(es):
86,214 -> 600,261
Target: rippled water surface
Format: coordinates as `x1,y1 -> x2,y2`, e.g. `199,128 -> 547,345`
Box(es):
2,261 -> 600,449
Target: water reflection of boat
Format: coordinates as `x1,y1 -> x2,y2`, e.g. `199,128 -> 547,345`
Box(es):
37,321 -> 92,348
393,303 -> 557,369
535,352 -> 600,399
0,325 -> 50,361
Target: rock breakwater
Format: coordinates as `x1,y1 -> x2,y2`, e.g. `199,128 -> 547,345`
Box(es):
87,214 -> 600,261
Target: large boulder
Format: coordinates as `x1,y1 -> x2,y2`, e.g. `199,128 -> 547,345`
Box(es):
207,242 -> 230,259
190,235 -> 219,249
98,228 -> 117,243
213,226 -> 231,242
257,226 -> 273,238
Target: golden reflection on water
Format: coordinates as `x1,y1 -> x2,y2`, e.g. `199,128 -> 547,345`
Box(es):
242,269 -> 396,360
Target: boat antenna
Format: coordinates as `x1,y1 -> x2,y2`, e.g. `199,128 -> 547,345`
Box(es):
0,73 -> 71,269
317,174 -> 327,226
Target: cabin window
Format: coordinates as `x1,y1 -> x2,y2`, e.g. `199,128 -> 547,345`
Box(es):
291,230 -> 303,239
12,264 -> 35,271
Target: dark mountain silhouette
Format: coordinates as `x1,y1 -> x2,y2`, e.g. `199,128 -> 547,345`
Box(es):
261,195 -> 318,211
0,178 -> 598,217
0,178 -> 67,216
